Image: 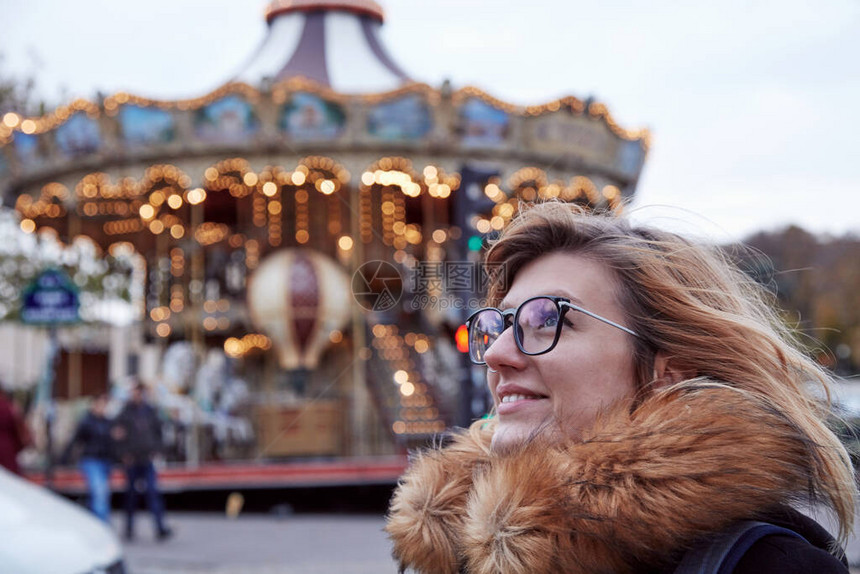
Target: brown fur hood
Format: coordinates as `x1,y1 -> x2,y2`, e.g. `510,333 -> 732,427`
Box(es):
386,382 -> 822,574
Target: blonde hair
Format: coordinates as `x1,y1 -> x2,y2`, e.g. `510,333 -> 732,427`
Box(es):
485,201 -> 856,541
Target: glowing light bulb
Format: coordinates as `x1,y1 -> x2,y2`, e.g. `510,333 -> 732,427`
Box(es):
139,204 -> 155,220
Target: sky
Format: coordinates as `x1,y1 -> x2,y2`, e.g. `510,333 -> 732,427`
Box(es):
2,0 -> 859,243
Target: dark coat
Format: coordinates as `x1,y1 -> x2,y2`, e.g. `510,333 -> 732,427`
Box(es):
732,507 -> 848,574
0,395 -> 29,475
115,401 -> 163,465
64,412 -> 116,463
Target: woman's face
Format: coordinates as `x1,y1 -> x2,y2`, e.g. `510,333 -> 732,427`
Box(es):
484,251 -> 638,452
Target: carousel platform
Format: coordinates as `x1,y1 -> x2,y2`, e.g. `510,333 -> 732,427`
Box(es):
26,455 -> 408,496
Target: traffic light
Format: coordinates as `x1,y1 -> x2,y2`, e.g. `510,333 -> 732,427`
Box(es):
454,164 -> 501,256
455,324 -> 469,353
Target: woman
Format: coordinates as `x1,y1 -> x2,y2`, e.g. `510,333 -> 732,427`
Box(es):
386,202 -> 857,573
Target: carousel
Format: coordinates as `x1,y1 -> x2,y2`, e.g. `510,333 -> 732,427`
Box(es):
0,0 -> 648,476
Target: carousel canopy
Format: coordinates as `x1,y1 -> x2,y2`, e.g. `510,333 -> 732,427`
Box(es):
235,0 -> 411,93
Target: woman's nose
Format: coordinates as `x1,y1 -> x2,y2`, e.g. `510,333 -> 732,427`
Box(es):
483,324 -> 526,371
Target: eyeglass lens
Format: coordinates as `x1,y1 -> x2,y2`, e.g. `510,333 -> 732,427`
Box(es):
469,310 -> 503,363
469,297 -> 562,363
517,297 -> 561,353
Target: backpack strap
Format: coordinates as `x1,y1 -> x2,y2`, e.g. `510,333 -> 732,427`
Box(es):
673,520 -> 808,574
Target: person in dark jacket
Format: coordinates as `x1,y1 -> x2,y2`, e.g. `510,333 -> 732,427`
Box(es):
62,393 -> 115,523
114,381 -> 172,542
0,385 -> 30,475
386,203 -> 856,573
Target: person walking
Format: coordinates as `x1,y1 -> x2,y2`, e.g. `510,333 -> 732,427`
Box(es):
386,202 -> 856,573
0,384 -> 31,475
62,393 -> 115,523
114,381 -> 172,542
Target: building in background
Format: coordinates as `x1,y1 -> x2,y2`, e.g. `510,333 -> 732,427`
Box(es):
0,0 -> 647,473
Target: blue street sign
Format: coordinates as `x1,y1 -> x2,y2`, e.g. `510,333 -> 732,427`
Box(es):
21,269 -> 80,325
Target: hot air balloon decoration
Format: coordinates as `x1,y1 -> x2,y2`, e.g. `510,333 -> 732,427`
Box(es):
247,248 -> 352,390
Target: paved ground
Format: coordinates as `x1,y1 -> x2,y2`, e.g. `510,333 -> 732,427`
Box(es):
118,512 -> 398,574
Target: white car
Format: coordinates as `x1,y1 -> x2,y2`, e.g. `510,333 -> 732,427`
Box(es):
0,467 -> 126,574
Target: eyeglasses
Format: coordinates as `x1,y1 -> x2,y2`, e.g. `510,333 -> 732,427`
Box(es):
465,295 -> 639,365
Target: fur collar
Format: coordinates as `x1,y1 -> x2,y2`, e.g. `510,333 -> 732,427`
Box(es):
386,382 -> 819,574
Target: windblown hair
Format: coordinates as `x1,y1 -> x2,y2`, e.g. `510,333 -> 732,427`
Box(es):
484,201 -> 857,541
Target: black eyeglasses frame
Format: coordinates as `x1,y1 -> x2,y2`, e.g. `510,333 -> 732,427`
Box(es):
464,295 -> 639,366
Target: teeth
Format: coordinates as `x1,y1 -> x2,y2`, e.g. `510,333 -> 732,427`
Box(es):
501,394 -> 538,403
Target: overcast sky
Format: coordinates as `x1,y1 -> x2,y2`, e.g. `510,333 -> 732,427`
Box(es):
2,0 -> 858,242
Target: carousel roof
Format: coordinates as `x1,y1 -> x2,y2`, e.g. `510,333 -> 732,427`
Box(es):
235,0 -> 411,94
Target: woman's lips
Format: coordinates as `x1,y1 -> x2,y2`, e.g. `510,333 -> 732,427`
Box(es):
496,393 -> 547,415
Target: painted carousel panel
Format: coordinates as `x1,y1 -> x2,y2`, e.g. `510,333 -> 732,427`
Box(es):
279,92 -> 346,140
458,98 -> 510,147
614,139 -> 647,179
119,105 -> 176,147
13,132 -> 46,170
55,113 -> 102,159
194,95 -> 260,144
366,94 -> 432,141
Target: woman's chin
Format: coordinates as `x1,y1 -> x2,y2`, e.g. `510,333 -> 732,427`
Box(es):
490,426 -> 520,454
490,421 -> 559,454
